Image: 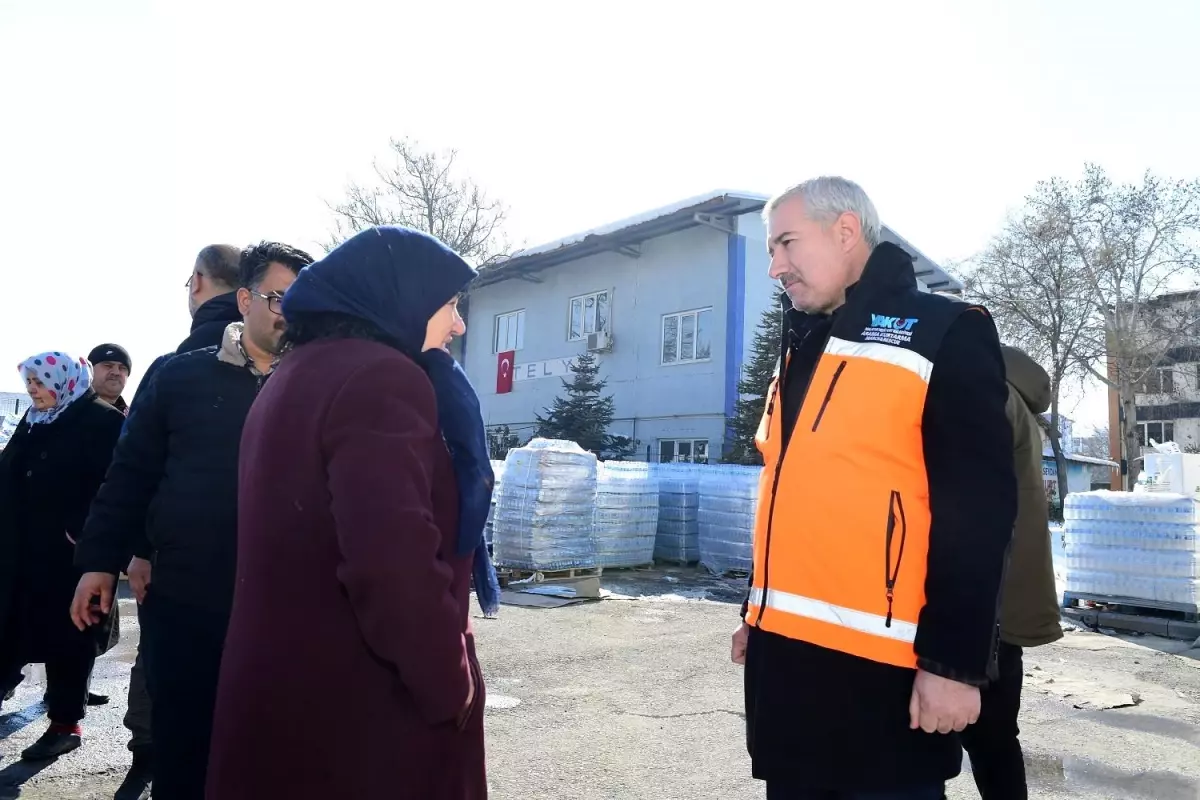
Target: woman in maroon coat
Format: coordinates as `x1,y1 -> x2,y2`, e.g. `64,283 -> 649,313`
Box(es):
206,226 -> 495,799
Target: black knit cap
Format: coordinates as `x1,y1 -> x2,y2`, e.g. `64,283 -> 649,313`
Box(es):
87,343 -> 132,372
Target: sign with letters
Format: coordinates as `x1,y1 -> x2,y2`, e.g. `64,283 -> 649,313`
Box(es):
512,357 -> 576,383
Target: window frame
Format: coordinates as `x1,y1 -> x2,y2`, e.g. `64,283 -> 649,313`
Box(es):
1137,365 -> 1175,395
658,438 -> 710,464
1136,420 -> 1176,447
567,290 -> 611,342
493,309 -> 526,354
660,307 -> 714,366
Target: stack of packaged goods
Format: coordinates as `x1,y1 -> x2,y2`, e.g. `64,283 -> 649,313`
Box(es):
492,439 -> 598,572
699,465 -> 761,576
651,463 -> 703,564
484,459 -> 505,551
593,461 -> 660,568
1064,490 -> 1200,607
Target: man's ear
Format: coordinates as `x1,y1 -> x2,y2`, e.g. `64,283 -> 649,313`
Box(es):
838,211 -> 863,252
236,287 -> 253,315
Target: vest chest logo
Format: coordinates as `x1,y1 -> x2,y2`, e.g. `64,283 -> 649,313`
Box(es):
863,314 -> 919,346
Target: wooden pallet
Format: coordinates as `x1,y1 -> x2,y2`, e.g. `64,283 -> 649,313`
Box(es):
498,566 -> 604,584
1063,592 -> 1199,623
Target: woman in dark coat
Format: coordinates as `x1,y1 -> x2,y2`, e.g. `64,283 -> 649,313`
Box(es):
206,226 -> 498,800
0,352 -> 125,760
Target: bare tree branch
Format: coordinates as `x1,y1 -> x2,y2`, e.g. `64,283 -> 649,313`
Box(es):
964,201 -> 1099,500
991,164 -> 1200,486
324,137 -> 514,265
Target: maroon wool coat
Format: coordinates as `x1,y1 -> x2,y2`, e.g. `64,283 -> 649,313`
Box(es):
205,338 -> 486,800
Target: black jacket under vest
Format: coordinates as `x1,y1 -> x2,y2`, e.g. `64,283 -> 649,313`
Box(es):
743,242 -> 1017,791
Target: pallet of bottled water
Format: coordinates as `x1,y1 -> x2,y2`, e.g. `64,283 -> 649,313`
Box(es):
592,461 -> 659,568
1063,490 -> 1200,608
492,439 -> 599,571
651,463 -> 703,564
698,465 -> 761,576
484,459 -> 505,550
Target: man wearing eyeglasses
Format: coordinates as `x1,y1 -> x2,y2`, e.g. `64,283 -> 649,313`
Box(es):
71,241 -> 313,800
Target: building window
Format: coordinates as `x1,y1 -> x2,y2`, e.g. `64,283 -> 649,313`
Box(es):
1136,366 -> 1174,395
569,291 -> 610,341
661,308 -> 713,365
1136,421 -> 1175,447
659,439 -> 709,464
494,310 -> 525,353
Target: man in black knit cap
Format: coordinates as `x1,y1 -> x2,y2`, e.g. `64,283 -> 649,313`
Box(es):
88,344 -> 132,415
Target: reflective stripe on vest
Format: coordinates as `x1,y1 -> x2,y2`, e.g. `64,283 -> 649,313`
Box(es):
825,337 -> 932,383
747,587 -> 917,643
747,327 -> 936,670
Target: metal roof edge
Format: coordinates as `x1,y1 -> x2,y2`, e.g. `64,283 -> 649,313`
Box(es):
508,189 -> 768,259
881,225 -> 963,293
474,190 -> 768,287
1057,453 -> 1119,467
472,190 -> 963,294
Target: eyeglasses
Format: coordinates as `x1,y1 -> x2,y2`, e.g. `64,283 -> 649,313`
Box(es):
250,290 -> 284,315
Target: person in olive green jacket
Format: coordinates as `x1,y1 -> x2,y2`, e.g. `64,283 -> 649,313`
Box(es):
961,344 -> 1063,799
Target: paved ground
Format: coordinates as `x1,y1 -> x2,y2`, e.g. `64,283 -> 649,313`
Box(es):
2,569 -> 1199,799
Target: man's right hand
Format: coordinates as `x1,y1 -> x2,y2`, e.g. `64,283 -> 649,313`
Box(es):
731,622 -> 750,665
909,669 -> 982,734
126,557 -> 152,604
71,572 -> 117,631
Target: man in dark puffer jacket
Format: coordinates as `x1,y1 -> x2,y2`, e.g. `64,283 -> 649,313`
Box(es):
71,241 -> 313,800
108,243 -> 243,800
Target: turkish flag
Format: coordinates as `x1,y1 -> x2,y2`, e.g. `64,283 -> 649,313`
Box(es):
496,350 -> 515,394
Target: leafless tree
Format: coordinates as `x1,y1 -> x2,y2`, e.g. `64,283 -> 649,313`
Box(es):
325,137 -> 512,265
965,204 -> 1099,500
1027,165 -> 1200,486
1075,423 -> 1112,460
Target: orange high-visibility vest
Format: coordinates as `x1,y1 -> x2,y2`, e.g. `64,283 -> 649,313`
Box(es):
745,274 -> 981,670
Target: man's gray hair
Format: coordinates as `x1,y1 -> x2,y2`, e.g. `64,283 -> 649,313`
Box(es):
764,176 -> 882,249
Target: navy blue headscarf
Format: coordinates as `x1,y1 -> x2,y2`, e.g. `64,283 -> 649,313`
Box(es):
281,226 -> 501,617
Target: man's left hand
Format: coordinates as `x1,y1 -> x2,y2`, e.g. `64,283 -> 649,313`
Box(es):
127,556 -> 152,604
909,668 -> 980,734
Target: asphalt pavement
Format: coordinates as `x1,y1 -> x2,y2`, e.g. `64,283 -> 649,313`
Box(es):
2,569 -> 1199,799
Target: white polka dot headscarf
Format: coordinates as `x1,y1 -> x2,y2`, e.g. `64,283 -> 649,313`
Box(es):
18,351 -> 93,426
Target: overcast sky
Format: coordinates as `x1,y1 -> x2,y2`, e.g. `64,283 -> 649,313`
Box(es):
2,0 -> 1197,430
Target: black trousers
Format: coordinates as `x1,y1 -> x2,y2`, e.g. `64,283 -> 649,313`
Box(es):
1,660 -> 22,694
44,655 -> 95,725
961,641 -> 1027,800
765,785 -> 946,800
1,612 -> 95,726
141,590 -> 228,800
123,602 -> 153,754
0,654 -> 94,725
